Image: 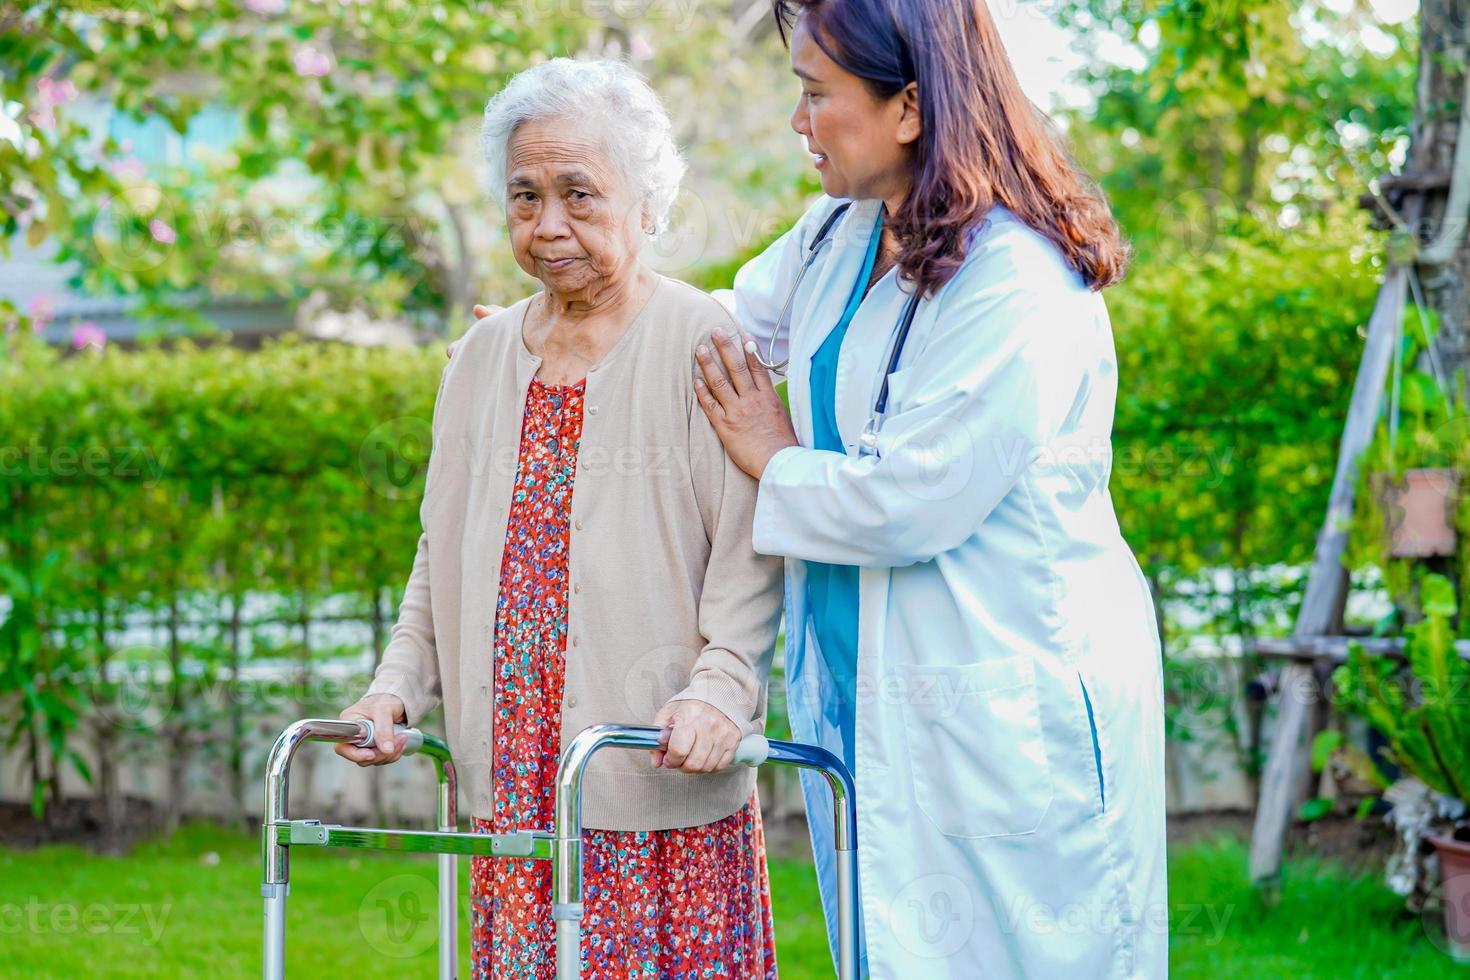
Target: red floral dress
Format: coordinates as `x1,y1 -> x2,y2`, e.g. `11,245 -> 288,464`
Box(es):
469,375 -> 779,980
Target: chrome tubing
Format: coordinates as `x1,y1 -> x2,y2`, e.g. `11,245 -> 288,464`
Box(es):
260,719 -> 857,980
261,718 -> 457,980
550,724 -> 858,980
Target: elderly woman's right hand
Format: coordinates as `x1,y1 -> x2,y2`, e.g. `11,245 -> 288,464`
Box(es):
333,693 -> 410,767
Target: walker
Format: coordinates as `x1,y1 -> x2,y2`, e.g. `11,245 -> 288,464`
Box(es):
260,719 -> 859,979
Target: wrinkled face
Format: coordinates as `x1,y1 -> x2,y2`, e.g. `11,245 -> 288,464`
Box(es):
788,17 -> 915,205
504,117 -> 647,300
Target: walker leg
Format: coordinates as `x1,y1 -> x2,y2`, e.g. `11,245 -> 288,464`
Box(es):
835,849 -> 859,980
436,753 -> 459,980
262,882 -> 288,980
552,835 -> 583,980
439,852 -> 457,980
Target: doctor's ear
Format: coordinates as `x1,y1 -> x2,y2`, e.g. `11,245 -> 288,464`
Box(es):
895,82 -> 921,146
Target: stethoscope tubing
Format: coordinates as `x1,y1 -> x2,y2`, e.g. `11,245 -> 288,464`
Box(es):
750,203 -> 921,460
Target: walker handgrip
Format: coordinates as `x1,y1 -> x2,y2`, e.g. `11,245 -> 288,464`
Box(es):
732,733 -> 770,767
355,720 -> 424,756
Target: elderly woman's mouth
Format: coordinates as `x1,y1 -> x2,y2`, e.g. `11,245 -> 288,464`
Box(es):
541,256 -> 580,271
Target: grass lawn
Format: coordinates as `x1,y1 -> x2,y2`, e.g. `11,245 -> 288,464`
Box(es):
1,823 -> 1465,977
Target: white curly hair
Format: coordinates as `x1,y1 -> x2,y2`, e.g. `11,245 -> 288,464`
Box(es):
480,58 -> 687,234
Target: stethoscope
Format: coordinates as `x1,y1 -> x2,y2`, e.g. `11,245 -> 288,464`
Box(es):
748,203 -> 922,459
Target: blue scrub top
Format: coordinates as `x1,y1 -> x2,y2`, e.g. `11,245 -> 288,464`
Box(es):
804,208 -> 882,766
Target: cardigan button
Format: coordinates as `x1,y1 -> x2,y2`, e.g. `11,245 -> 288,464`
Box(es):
566,696 -> 578,708
588,406 -> 599,415
574,520 -> 584,530
573,582 -> 581,594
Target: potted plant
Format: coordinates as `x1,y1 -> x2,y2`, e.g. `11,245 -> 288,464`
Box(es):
1359,316 -> 1463,560
1373,467 -> 1459,558
1331,574 -> 1470,959
1348,323 -> 1467,625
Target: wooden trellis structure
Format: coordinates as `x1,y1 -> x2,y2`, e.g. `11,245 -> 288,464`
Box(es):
1246,267 -> 1405,884
1247,1 -> 1470,884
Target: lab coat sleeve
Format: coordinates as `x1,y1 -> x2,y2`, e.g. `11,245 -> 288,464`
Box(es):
752,269 -> 1090,568
364,365 -> 451,724
666,328 -> 786,734
712,195 -> 849,369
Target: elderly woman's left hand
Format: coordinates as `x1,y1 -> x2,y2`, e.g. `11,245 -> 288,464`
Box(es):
651,698 -> 744,774
694,326 -> 799,481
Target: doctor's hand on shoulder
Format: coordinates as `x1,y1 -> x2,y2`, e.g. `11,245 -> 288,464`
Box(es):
692,325 -> 799,480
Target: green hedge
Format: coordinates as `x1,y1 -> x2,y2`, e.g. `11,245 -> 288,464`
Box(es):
1,332 -> 442,820
0,208 -> 1387,817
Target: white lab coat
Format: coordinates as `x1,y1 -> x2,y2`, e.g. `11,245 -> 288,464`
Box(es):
721,197 -> 1168,978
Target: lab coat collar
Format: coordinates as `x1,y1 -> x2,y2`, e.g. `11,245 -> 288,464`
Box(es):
785,198 -> 885,448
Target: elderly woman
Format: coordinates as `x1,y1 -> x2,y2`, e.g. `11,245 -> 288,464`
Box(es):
335,59 -> 783,978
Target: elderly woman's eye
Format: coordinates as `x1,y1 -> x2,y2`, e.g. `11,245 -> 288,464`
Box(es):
568,189 -> 592,202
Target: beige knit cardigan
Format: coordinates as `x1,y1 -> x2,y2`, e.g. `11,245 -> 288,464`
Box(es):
364,275 -> 784,830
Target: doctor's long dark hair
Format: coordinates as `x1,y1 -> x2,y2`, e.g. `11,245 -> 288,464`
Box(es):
773,0 -> 1129,295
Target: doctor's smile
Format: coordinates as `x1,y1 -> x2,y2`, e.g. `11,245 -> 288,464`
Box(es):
448,0 -> 1165,976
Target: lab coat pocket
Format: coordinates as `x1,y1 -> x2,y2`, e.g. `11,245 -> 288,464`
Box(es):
897,656 -> 1054,839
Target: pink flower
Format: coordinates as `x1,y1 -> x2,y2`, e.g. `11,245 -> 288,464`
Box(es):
293,46 -> 332,78
28,76 -> 78,131
149,219 -> 177,244
72,321 -> 107,351
26,294 -> 55,330
37,77 -> 78,107
630,34 -> 655,62
244,0 -> 287,13
109,157 -> 146,180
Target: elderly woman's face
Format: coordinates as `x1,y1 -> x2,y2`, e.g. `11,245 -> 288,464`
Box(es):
505,117 -> 646,298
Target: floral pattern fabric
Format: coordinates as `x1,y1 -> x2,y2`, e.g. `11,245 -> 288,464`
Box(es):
469,375 -> 779,980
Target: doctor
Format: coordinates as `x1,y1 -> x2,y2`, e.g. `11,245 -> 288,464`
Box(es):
690,1 -> 1169,977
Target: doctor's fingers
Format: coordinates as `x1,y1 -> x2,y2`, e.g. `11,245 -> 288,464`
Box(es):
695,345 -> 738,410
709,326 -> 762,394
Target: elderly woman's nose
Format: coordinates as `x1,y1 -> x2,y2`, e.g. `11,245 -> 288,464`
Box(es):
534,200 -> 573,239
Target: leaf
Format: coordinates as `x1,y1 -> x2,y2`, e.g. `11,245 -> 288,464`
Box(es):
1311,728 -> 1343,772
1420,574 -> 1457,620
1298,797 -> 1333,822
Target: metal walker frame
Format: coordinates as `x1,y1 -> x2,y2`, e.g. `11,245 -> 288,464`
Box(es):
261,719 -> 858,979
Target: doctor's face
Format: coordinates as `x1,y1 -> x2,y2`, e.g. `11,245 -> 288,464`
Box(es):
788,17 -> 917,206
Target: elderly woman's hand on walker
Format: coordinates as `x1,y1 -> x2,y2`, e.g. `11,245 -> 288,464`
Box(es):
650,697 -> 745,773
333,693 -> 411,766
693,326 -> 799,481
